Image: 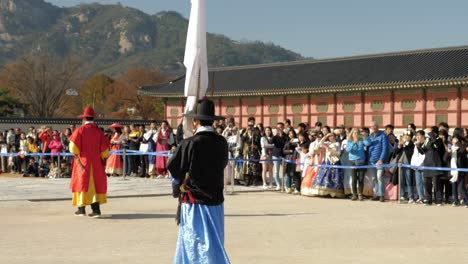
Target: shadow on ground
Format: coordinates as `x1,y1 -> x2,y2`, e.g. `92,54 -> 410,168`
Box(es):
108,212 -> 315,220
109,213 -> 176,220
226,212 -> 315,217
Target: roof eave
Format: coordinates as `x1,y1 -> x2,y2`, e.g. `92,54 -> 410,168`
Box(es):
140,78 -> 468,98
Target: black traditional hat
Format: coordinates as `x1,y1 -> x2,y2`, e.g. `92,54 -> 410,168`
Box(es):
184,97 -> 225,121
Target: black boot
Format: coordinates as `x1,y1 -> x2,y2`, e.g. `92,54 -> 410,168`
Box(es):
247,174 -> 253,186
88,202 -> 101,218
74,206 -> 86,216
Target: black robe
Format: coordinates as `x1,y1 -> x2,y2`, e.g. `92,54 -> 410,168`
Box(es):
167,130 -> 228,206
422,133 -> 445,178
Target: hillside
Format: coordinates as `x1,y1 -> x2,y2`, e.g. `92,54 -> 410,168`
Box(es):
0,0 -> 304,77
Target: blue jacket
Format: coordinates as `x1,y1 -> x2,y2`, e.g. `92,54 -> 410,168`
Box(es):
346,138 -> 371,161
368,131 -> 389,163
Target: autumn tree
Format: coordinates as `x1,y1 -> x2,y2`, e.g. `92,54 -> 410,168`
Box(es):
104,68 -> 169,119
79,73 -> 115,115
0,53 -> 83,117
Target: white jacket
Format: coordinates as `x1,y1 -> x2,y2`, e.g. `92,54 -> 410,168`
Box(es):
410,145 -> 425,167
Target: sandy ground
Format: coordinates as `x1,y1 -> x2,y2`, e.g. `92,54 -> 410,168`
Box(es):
0,192 -> 467,264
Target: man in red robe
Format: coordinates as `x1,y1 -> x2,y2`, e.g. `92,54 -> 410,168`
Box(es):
69,107 -> 109,217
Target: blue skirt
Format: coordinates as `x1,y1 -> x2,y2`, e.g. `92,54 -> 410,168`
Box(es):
174,203 -> 231,264
311,161 -> 345,197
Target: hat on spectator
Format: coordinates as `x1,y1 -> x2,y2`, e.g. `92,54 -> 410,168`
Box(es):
109,123 -> 124,129
78,107 -> 95,118
184,97 -> 224,121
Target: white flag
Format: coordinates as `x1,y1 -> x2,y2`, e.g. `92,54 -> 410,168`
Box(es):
183,0 -> 208,138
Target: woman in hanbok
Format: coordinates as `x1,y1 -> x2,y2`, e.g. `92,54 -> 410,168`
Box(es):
311,132 -> 345,197
241,126 -> 261,186
153,121 -> 174,178
301,131 -> 325,196
105,123 -> 124,176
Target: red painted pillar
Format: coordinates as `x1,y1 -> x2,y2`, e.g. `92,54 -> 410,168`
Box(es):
360,92 -> 365,127
422,88 -> 427,129
457,86 -> 462,127
218,97 -> 222,116
283,95 -> 287,122
239,97 -> 243,128
390,90 -> 395,127
260,96 -> 264,125
163,98 -> 167,120
307,94 -> 311,126
333,93 -> 337,127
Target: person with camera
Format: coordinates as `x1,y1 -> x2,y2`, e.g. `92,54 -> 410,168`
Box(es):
310,132 -> 344,197
346,128 -> 371,201
283,129 -> 299,193
241,125 -> 261,186
411,130 -> 426,203
438,129 -> 452,204
271,122 -> 289,190
222,118 -> 237,138
444,136 -> 468,207
394,131 -> 415,203
421,126 -> 445,206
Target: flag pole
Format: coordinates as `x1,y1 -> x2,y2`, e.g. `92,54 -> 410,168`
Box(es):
210,72 -> 215,98
197,68 -> 201,100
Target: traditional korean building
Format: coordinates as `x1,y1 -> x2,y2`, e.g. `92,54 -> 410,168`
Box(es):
139,46 -> 468,129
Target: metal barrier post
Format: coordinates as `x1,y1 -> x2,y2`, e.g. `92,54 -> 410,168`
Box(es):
281,159 -> 285,192
122,149 -> 127,180
398,164 -> 402,204
57,152 -> 61,176
230,161 -> 235,194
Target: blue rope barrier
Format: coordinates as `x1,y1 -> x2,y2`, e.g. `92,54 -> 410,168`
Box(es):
227,157 -> 468,172
3,149 -> 468,173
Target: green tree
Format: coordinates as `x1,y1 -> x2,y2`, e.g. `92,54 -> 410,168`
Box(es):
0,87 -> 22,117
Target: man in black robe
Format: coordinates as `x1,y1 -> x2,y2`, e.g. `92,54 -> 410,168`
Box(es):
167,97 -> 231,263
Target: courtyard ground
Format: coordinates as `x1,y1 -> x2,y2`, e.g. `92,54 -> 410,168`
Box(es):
0,175 -> 467,264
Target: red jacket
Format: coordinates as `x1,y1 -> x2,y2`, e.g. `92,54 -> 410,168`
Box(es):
69,123 -> 109,193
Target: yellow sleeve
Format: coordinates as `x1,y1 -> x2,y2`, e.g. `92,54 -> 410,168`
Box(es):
101,148 -> 109,159
69,141 -> 80,155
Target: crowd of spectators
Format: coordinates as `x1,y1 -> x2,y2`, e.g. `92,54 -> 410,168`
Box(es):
104,121 -> 177,178
6,118 -> 468,207
217,117 -> 468,207
0,125 -> 74,178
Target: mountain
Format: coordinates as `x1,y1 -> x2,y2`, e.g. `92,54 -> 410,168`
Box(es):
0,0 -> 305,77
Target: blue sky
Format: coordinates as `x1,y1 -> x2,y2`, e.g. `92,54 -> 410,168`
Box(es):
46,0 -> 468,59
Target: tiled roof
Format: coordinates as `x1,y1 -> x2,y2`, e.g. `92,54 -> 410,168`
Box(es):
139,46 -> 468,98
